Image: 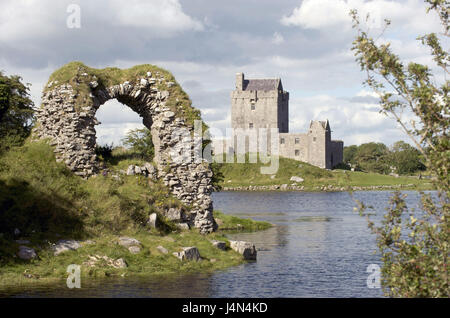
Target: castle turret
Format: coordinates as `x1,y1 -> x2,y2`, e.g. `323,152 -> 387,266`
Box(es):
236,73 -> 244,91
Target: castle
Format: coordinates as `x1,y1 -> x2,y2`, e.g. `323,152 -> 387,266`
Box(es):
227,73 -> 344,169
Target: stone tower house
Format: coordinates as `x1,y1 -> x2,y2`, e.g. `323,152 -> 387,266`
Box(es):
230,73 -> 343,169
231,73 -> 289,132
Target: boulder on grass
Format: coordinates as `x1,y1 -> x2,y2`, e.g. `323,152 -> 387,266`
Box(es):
53,239 -> 81,256
18,246 -> 37,260
211,240 -> 227,250
148,213 -> 160,229
118,237 -> 141,248
173,247 -> 201,261
157,246 -> 168,254
290,176 -> 304,183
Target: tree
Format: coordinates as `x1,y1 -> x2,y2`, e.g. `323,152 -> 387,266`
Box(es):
343,145 -> 358,165
122,128 -> 154,160
351,0 -> 448,297
354,142 -> 391,174
0,71 -> 34,152
390,141 -> 426,175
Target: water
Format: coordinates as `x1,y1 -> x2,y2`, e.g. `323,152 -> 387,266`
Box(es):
1,191 -> 432,298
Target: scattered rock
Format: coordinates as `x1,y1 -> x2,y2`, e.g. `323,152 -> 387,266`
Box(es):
210,258 -> 217,263
140,78 -> 148,87
280,184 -> 288,190
211,240 -> 227,250
17,246 -> 37,260
148,213 -> 160,229
53,239 -> 81,256
173,247 -> 201,261
83,255 -> 128,268
229,240 -> 257,260
290,176 -> 304,183
23,269 -> 40,279
176,223 -> 190,231
118,237 -> 141,248
114,258 -> 128,268
164,111 -> 175,118
128,246 -> 141,254
89,81 -> 98,89
157,246 -> 168,254
126,165 -> 135,175
164,207 -> 183,222
144,162 -> 156,178
82,240 -> 95,246
270,175 -> 276,179
14,228 -> 20,236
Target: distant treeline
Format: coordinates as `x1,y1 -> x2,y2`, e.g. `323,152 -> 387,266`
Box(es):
338,141 -> 426,175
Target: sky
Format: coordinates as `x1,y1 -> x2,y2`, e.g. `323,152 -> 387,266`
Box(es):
0,0 -> 444,147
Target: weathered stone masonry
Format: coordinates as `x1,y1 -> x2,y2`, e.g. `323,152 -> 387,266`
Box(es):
33,68 -> 217,234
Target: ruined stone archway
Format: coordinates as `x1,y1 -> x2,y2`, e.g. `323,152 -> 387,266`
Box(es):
33,62 -> 217,234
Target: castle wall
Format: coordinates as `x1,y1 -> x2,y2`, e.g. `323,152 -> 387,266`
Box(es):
330,140 -> 344,168
306,121 -> 327,169
231,90 -> 280,130
279,133 -> 309,162
277,92 -> 289,133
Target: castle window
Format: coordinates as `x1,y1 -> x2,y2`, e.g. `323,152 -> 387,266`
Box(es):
313,137 -> 316,142
249,123 -> 254,129
295,138 -> 300,144
280,138 -> 285,144
295,149 -> 300,156
251,104 -> 255,110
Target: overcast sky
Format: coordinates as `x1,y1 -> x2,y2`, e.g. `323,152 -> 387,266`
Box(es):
0,0 -> 444,146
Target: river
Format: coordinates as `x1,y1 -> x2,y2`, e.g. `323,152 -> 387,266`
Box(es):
2,190 -> 432,297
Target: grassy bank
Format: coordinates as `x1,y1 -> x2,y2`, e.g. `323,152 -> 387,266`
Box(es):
0,141 -> 271,289
213,210 -> 272,232
216,155 -> 434,191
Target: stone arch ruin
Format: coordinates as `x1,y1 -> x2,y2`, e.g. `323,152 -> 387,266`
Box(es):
33,62 -> 217,234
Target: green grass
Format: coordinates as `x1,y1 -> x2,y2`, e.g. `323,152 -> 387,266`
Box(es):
216,154 -> 434,191
44,61 -> 203,127
213,210 -> 272,232
0,141 -> 269,289
0,231 -> 244,289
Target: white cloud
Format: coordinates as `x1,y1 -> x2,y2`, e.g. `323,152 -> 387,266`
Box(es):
288,93 -> 411,146
272,32 -> 284,45
95,122 -> 145,146
0,0 -> 64,42
281,0 -> 351,30
281,0 -> 441,34
109,0 -> 203,32
0,0 -> 203,42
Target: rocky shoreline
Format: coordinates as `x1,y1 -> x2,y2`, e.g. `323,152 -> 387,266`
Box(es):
220,183 -> 422,192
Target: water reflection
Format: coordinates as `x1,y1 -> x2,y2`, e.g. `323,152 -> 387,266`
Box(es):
1,191 -> 435,298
